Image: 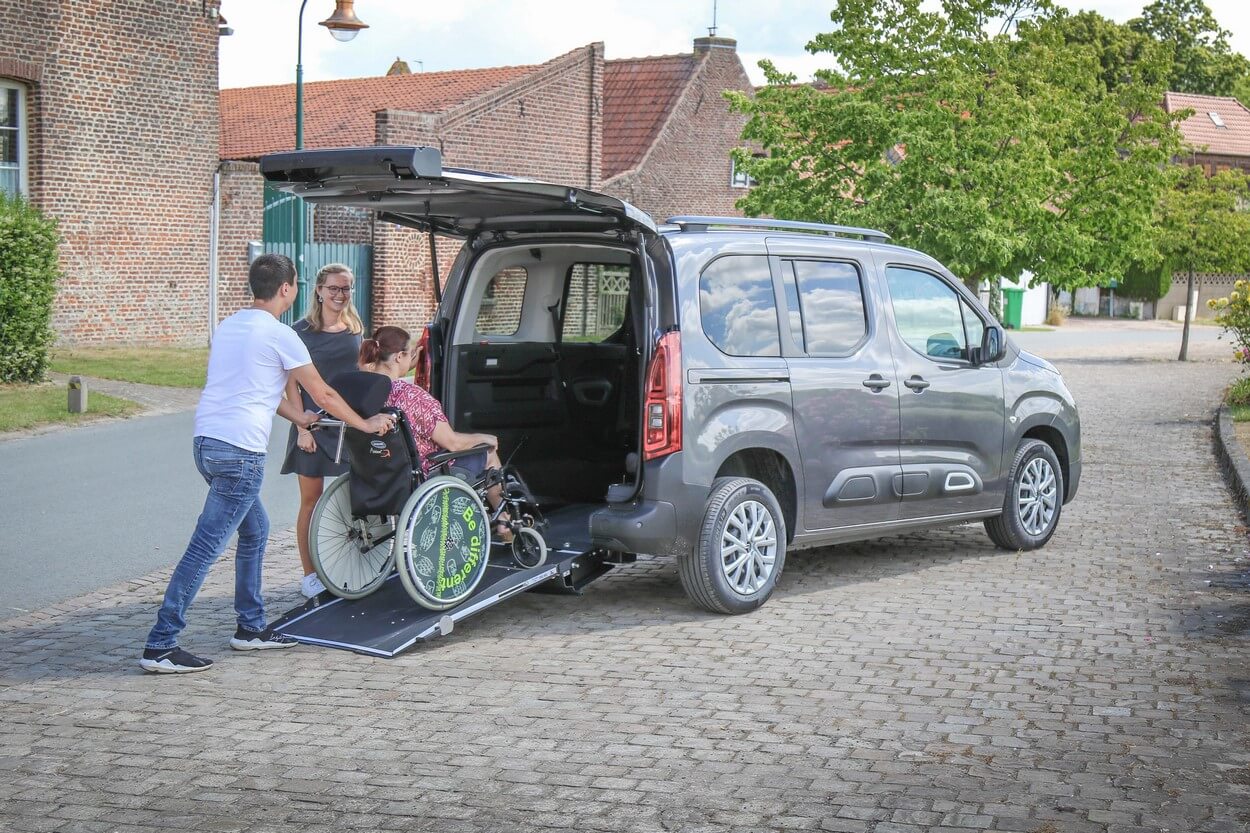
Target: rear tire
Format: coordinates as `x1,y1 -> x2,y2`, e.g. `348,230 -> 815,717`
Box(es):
984,439 -> 1064,551
309,474 -> 395,600
679,477 -> 787,614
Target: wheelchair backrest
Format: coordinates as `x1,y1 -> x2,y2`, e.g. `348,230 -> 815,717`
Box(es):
329,370 -> 424,517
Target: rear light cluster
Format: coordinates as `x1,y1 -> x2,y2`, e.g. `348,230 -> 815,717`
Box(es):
413,325 -> 433,390
643,331 -> 682,461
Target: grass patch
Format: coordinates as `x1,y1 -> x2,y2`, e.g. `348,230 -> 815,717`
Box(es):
0,384 -> 141,432
1226,377 -> 1250,421
50,346 -> 208,388
1015,326 -> 1055,332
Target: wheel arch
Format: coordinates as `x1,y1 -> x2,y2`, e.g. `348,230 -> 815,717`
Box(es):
714,447 -> 798,544
1021,423 -> 1070,502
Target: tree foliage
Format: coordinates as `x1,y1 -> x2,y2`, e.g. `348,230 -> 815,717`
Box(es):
0,194 -> 60,383
1129,0 -> 1250,97
728,0 -> 1182,292
1155,165 -> 1250,276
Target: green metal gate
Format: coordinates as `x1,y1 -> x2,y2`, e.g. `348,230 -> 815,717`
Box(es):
263,184 -> 373,329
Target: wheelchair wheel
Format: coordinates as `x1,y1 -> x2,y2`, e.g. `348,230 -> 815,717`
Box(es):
395,476 -> 492,611
511,526 -> 548,569
309,474 -> 395,600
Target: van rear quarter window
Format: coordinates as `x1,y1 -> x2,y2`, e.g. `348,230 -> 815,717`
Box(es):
475,267 -> 527,336
698,255 -> 780,357
563,263 -> 630,343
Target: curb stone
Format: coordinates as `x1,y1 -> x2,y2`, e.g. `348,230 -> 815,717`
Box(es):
1215,404 -> 1250,524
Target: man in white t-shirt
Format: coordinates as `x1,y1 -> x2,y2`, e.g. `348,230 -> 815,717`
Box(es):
141,254 -> 394,674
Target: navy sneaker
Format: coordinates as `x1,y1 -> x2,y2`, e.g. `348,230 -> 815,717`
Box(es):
229,626 -> 299,651
140,646 -> 214,674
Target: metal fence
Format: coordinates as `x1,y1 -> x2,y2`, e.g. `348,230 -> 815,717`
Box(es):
263,184 -> 372,329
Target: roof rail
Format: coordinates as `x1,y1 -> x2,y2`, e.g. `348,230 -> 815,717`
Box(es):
666,215 -> 891,243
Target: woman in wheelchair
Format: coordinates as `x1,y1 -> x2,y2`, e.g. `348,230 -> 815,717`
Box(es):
303,325 -> 548,612
358,326 -> 511,538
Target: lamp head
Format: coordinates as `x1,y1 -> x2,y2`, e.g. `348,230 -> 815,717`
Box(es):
319,0 -> 368,42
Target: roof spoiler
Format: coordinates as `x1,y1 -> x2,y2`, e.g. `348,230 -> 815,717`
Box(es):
259,146 -> 443,184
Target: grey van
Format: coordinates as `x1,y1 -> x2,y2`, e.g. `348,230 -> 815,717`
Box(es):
263,146 -> 1081,616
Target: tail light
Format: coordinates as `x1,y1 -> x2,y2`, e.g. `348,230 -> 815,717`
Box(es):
643,331 -> 682,461
412,325 -> 433,390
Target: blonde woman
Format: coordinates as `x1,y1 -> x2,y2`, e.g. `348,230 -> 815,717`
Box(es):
281,264 -> 364,598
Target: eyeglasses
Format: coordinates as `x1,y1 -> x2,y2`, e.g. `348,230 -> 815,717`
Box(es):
323,286 -> 353,296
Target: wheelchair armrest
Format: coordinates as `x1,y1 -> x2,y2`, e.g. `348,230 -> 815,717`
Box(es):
425,442 -> 494,467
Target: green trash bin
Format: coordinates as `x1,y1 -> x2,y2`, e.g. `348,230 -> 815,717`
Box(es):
1002,287 -> 1025,330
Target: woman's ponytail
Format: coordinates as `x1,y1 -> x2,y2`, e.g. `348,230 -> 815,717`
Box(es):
358,338 -> 381,366
359,326 -> 411,367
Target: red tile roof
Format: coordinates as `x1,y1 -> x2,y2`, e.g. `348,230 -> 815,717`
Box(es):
220,65 -> 535,160
1163,91 -> 1250,158
602,54 -> 698,179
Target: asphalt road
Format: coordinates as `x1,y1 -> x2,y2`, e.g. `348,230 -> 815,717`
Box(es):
0,412 -> 302,618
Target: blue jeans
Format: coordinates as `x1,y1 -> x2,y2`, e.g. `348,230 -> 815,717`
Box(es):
145,437 -> 270,649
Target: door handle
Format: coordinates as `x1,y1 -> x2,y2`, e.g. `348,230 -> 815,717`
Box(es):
903,375 -> 930,391
862,374 -> 891,391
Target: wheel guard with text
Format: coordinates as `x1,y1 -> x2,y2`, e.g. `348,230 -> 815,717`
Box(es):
400,477 -> 491,608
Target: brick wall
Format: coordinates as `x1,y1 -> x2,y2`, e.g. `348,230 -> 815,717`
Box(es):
0,0 -> 221,345
215,161 -> 262,322
370,44 -> 603,328
602,38 -> 753,222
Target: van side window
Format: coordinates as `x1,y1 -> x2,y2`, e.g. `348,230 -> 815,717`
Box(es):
562,264 -> 630,343
789,260 -> 867,354
885,266 -> 969,361
699,256 -> 781,357
475,267 -> 527,336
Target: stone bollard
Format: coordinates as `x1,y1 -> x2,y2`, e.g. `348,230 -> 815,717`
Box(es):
68,376 -> 88,413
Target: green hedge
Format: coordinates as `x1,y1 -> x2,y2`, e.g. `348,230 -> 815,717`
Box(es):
0,194 -> 59,383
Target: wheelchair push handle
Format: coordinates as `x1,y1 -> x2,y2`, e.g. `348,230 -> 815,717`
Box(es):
308,413 -> 348,464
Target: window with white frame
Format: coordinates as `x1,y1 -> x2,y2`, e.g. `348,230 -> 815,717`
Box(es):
730,157 -> 757,188
0,81 -> 27,198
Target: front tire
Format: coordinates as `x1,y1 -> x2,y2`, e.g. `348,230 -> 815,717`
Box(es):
679,477 -> 787,614
984,439 -> 1064,551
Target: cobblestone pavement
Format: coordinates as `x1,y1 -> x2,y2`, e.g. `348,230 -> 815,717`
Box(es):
2,356 -> 1249,833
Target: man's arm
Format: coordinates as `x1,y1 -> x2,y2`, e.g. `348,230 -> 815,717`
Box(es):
289,363 -> 392,435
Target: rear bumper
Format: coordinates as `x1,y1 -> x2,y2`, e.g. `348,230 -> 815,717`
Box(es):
590,452 -> 705,555
590,499 -> 680,554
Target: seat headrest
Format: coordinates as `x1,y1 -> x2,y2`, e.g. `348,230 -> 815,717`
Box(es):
328,370 -> 392,417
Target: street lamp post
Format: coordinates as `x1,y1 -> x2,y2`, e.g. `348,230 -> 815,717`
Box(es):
294,0 -> 368,306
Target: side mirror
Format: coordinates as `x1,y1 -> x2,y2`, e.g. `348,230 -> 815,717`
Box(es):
976,326 -> 1006,365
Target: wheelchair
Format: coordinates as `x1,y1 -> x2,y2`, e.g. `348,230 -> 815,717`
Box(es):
306,371 -> 547,611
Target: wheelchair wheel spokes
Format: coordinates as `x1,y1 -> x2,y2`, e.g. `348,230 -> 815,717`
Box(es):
310,474 -> 394,600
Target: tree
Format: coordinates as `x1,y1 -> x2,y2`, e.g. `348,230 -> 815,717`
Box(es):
1047,10 -> 1166,94
1153,165 -> 1250,360
1130,0 -> 1250,97
727,0 -> 1182,297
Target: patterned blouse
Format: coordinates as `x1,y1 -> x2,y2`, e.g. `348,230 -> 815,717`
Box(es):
386,379 -> 450,472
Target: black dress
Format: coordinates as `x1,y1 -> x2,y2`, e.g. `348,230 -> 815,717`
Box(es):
280,320 -> 362,477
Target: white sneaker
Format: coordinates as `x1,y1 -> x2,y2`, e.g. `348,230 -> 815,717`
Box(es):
300,573 -> 327,599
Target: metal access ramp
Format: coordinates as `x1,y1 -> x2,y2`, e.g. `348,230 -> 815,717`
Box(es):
269,504 -> 611,657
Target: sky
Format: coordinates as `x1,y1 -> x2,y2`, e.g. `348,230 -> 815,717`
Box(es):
218,0 -> 1250,90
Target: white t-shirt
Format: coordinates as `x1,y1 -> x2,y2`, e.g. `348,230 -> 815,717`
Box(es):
195,309 -> 312,453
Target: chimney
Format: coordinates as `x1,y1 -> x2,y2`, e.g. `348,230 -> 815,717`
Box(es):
387,57 -> 411,76
693,36 -> 737,55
